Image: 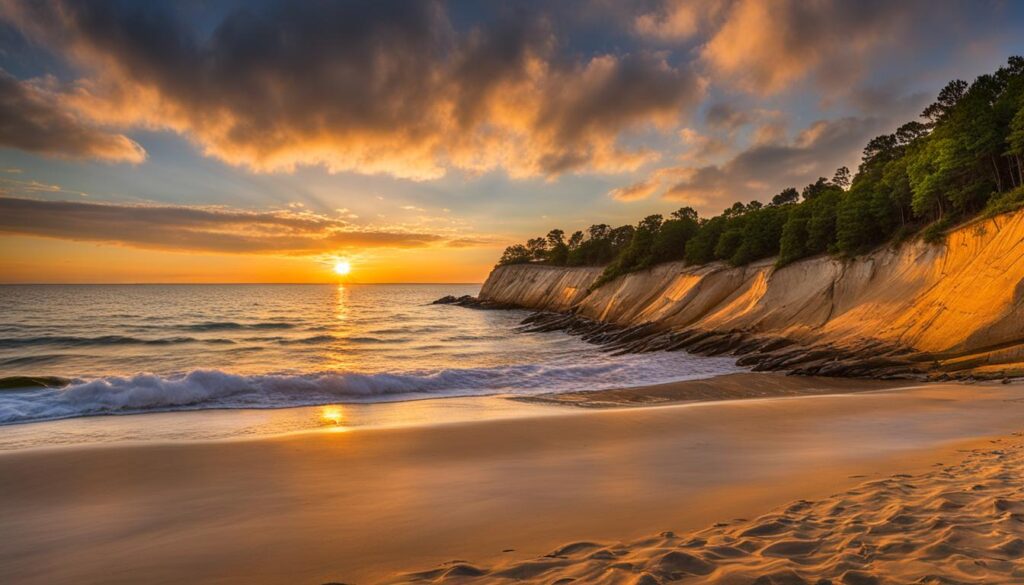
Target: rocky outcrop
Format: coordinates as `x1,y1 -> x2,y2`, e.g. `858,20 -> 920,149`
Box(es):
471,211 -> 1024,380
431,295 -> 518,310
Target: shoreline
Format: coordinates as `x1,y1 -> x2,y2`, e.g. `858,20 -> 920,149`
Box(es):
515,372 -> 910,407
2,381 -> 1023,584
0,372 -> 924,450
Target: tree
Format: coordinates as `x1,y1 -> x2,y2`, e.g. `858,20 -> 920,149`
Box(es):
731,205 -> 788,265
806,187 -> 842,252
685,216 -> 728,265
832,166 -> 851,189
722,201 -> 747,218
671,206 -> 699,222
648,210 -> 700,265
922,79 -> 968,124
836,186 -> 878,255
778,205 -> 811,266
498,244 -> 532,265
545,229 -> 569,265
908,136 -> 955,218
802,177 -> 831,200
567,230 -> 584,251
525,237 -> 547,261
1006,98 -> 1024,186
895,121 -> 928,146
714,228 -> 745,261
771,187 -> 799,206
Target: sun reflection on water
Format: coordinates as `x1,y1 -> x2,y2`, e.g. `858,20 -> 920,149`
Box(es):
334,284 -> 349,322
321,406 -> 345,431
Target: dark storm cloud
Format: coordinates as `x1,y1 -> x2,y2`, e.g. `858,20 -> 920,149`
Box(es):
0,196 -> 460,254
0,69 -> 143,161
0,0 -> 704,177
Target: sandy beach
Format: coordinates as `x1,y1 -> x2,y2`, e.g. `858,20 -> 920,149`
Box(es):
1,379 -> 1023,584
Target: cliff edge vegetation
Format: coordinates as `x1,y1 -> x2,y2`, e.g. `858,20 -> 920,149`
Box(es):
478,209 -> 1024,380
498,57 -> 1024,292
465,57 -> 1024,380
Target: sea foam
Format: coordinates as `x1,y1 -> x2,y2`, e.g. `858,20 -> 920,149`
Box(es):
0,356 -> 740,425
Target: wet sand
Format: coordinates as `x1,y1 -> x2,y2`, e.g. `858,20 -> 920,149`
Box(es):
1,381 -> 1022,584
518,372 -> 908,407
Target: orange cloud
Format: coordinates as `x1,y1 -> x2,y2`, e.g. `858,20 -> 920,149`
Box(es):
2,1 -> 704,178
608,177 -> 660,202
0,197 -> 497,255
634,0 -> 724,42
0,69 -> 144,163
700,0 -> 911,95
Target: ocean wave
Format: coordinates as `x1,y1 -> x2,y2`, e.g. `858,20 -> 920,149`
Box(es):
0,354 -> 81,367
0,335 -> 236,348
277,334 -> 338,345
0,357 -> 738,425
182,321 -> 297,331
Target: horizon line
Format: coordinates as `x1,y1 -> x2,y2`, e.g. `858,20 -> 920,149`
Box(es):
0,281 -> 485,286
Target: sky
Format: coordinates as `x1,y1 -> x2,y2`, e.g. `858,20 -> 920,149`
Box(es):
1,0 -> 1022,283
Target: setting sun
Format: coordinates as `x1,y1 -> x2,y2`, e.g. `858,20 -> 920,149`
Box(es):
333,260 -> 352,276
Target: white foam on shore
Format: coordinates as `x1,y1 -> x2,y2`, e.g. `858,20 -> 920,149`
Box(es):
0,354 -> 742,425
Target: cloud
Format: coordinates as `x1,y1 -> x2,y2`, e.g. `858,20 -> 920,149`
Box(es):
0,69 -> 145,162
609,177 -> 660,202
696,0 -> 983,94
0,1 -> 704,179
703,100 -> 753,131
634,0 -> 724,42
664,116 -> 884,205
0,196 -> 494,255
605,115 -> 883,212
700,0 -> 925,95
678,127 -> 729,162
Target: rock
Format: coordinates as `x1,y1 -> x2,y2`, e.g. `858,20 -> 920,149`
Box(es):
431,295 -> 517,310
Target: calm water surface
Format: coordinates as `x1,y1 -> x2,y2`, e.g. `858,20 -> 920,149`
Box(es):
0,284 -> 742,427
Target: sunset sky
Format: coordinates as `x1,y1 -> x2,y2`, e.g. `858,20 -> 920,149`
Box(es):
1,0 -> 1022,283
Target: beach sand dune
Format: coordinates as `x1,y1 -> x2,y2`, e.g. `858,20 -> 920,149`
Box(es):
395,434 -> 1024,584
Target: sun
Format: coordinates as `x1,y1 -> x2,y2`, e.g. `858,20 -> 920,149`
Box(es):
333,260 -> 351,276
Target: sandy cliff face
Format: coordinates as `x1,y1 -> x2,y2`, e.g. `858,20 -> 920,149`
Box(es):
478,264 -> 604,313
480,211 -> 1024,378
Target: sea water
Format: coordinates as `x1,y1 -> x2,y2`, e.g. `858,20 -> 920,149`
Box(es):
0,284 -> 742,428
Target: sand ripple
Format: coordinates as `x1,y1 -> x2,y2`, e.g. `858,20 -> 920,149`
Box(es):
390,433 -> 1024,584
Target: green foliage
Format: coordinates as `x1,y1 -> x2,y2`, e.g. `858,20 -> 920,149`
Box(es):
498,244 -> 532,265
684,216 -> 728,265
777,205 -> 811,266
983,186 -> 1024,218
731,205 -> 788,265
647,210 -> 700,266
922,216 -> 956,244
497,56 -> 1024,284
714,227 -> 745,261
836,187 -> 878,255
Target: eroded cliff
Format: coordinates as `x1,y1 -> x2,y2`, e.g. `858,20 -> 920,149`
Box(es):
478,211 -> 1024,379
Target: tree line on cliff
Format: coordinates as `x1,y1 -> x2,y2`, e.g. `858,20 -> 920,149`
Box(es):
499,56 -> 1024,287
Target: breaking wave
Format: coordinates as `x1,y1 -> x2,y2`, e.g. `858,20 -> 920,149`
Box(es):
0,335 -> 236,348
0,357 -> 738,425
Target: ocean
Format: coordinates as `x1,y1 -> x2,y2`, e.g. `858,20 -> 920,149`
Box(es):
0,284 -> 742,427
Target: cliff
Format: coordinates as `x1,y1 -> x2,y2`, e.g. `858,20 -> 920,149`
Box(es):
477,211 -> 1024,379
